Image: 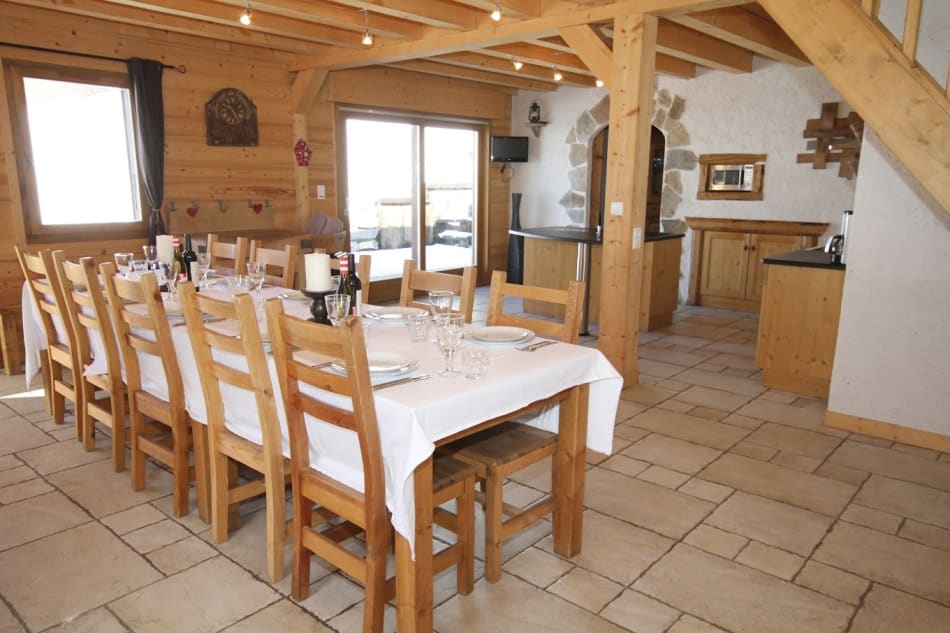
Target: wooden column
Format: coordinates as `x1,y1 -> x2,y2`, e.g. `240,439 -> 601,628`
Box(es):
290,68 -> 329,231
596,13 -> 657,384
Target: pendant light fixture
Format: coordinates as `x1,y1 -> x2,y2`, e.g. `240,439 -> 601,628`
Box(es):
511,57 -> 523,71
595,78 -> 604,88
490,3 -> 502,21
239,3 -> 252,26
552,67 -> 563,82
361,9 -> 374,46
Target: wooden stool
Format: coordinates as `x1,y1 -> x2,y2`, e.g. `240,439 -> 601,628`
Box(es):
0,308 -> 24,376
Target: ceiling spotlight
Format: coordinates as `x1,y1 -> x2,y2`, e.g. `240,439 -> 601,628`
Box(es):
490,3 -> 502,21
512,58 -> 523,71
239,4 -> 252,26
595,78 -> 604,88
361,9 -> 374,46
553,67 -> 563,82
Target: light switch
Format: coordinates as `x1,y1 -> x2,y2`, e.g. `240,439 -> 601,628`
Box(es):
610,201 -> 623,216
633,227 -> 642,249
316,184 -> 326,200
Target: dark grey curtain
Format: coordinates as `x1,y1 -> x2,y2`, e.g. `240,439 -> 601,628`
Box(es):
127,58 -> 165,244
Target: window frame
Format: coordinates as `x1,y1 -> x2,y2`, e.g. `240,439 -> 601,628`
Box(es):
6,60 -> 149,242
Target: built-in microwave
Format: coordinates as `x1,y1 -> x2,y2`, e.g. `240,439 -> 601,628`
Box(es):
708,164 -> 755,191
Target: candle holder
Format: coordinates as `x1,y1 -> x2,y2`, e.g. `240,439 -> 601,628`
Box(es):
301,289 -> 333,325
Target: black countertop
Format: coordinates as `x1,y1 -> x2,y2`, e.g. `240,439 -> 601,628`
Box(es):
763,248 -> 846,270
510,226 -> 684,244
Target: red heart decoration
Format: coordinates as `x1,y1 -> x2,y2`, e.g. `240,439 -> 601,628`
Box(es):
252,203 -> 263,214
186,206 -> 199,217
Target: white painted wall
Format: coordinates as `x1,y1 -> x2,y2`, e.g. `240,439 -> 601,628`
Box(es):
828,128 -> 950,435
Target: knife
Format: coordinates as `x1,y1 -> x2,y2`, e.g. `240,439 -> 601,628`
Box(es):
374,374 -> 430,390
518,339 -> 556,352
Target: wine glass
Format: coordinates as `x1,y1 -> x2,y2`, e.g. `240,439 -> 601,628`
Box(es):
142,245 -> 158,271
427,290 -> 453,317
196,252 -> 212,288
246,261 -> 266,301
435,313 -> 465,377
324,293 -> 350,327
114,252 -> 134,275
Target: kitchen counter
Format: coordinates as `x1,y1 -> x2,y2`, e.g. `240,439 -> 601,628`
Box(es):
510,226 -> 684,244
763,248 -> 846,270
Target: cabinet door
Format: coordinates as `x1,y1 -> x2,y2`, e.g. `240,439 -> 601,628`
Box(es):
745,234 -> 802,302
700,231 -> 749,300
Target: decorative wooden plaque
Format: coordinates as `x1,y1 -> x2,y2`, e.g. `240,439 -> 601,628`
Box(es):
797,102 -> 863,179
205,88 -> 259,146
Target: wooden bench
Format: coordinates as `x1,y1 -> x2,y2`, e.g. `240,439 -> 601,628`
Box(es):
0,308 -> 24,375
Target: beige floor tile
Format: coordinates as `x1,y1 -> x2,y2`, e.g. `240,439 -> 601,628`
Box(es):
734,541 -> 803,580
0,464 -> 33,488
635,544 -> 853,633
123,517 -> 193,553
507,457 -> 552,491
668,614 -> 728,633
639,346 -> 716,367
638,465 -> 691,489
770,451 -> 821,473
0,522 -> 161,631
854,474 -> 950,529
701,340 -> 757,357
622,434 -> 721,475
829,440 -> 950,492
616,399 -> 648,422
151,493 -> 214,534
663,323 -> 738,341
674,368 -> 765,398
148,534 -> 219,575
700,453 -> 857,516
795,561 -> 869,606
328,603 -> 396,633
683,524 -> 747,559
111,556 -> 278,633
719,413 -> 764,430
678,478 -> 734,504
657,399 -> 695,413
850,584 -> 950,633
744,422 -> 843,460
730,441 -> 778,461
899,519 -> 950,553
600,454 -> 651,478
537,510 -> 674,585
892,442 -> 941,460
44,606 -> 128,633
621,384 -> 678,406
814,461 -> 869,486
434,575 -> 628,633
655,334 -> 712,350
656,378 -> 692,392
296,572 -> 365,622
0,491 -> 90,551
504,546 -> 573,587
0,599 -> 25,633
49,427 -> 79,442
707,352 -> 758,371
209,507 -> 294,582
840,504 -> 902,534
601,589 -> 680,633
585,467 -> 714,539
548,567 -> 623,612
735,400 -> 831,432
687,406 -> 729,421
1,393 -> 49,415
0,453 -> 22,470
48,458 -> 173,517
17,436 -> 111,475
502,480 -> 545,509
638,358 -> 689,380
628,408 -> 750,451
101,503 -> 167,535
639,373 -> 661,385
0,415 -> 54,455
0,477 -> 53,504
814,521 -> 950,606
614,423 -> 651,443
222,599 -> 333,632
705,491 -> 834,556
847,433 -> 892,448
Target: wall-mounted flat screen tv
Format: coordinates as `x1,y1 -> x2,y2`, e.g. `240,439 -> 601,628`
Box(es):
490,136 -> 529,163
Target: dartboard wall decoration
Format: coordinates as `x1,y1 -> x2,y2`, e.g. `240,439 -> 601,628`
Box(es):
205,88 -> 259,146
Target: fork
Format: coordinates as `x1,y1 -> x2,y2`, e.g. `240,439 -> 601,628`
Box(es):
517,339 -> 556,352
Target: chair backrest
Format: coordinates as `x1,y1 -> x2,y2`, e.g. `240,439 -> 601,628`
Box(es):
265,301 -> 386,522
486,270 -> 585,344
16,245 -> 69,352
207,233 -> 249,276
249,242 -> 298,288
100,262 -> 185,408
179,283 -> 283,456
399,259 -> 476,323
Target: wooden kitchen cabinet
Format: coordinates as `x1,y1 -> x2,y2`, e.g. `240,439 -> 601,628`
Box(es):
686,218 -> 829,312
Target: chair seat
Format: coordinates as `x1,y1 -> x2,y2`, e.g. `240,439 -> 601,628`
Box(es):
442,421 -> 557,470
432,454 -> 477,490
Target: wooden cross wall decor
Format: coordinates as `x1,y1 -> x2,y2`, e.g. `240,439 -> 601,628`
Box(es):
796,102 -> 864,179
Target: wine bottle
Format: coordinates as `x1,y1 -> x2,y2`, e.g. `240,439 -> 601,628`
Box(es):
337,253 -> 357,316
172,236 -> 188,284
181,233 -> 198,282
348,253 -> 363,316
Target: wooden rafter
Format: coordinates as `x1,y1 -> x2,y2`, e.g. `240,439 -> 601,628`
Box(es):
227,0 -> 426,40
432,51 -> 596,87
655,20 -> 753,72
386,59 -> 556,90
450,0 -> 541,20
668,6 -> 808,65
325,0 -> 481,30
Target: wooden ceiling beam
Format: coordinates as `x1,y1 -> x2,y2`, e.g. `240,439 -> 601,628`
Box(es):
655,52 -> 697,78
324,0 -> 481,30
668,6 -> 808,65
481,42 -> 591,74
559,24 -> 613,87
227,0 -> 425,40
655,19 -> 753,72
433,51 -> 597,87
449,0 -> 541,20
386,59 -> 556,90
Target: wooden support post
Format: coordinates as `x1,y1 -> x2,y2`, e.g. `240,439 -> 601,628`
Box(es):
291,68 -> 329,232
596,12 -> 657,385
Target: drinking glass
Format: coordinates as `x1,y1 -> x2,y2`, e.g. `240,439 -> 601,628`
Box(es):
196,252 -> 212,288
462,347 -> 489,380
142,245 -> 158,271
130,259 -> 148,277
407,313 -> 430,342
226,275 -> 250,295
427,290 -> 454,317
114,252 -> 134,275
246,261 -> 266,300
435,313 -> 465,377
324,293 -> 350,327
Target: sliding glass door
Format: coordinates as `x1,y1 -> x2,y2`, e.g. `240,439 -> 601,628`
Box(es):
343,112 -> 479,281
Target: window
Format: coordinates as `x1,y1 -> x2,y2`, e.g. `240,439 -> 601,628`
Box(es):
7,62 -> 146,240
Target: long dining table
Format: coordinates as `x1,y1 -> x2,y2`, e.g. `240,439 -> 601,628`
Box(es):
23,280 -> 623,632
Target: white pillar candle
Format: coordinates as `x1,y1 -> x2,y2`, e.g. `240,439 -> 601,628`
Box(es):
156,234 -> 174,265
305,252 -> 332,291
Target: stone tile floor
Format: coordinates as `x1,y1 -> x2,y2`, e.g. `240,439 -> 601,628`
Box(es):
1,300 -> 949,632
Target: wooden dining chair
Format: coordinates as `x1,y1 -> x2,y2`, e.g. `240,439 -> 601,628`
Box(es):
16,246 -> 82,428
53,254 -> 127,471
179,283 -> 290,581
207,233 -> 249,277
249,241 -> 298,288
265,302 -> 475,630
439,270 -> 585,583
399,259 -> 476,323
101,263 -> 209,518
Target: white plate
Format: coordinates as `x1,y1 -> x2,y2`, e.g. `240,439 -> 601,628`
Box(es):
469,325 -> 534,344
279,290 -> 309,303
331,353 -> 415,376
363,306 -> 428,321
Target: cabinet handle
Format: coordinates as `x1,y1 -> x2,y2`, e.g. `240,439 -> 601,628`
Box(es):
743,245 -> 748,251
750,245 -> 756,251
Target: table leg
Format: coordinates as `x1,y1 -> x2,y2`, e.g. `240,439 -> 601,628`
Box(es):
396,456 -> 434,633
552,383 -> 590,557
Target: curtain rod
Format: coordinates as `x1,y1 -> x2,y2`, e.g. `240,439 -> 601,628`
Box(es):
0,41 -> 186,73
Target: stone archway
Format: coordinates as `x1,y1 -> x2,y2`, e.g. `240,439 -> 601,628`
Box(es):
558,90 -> 696,232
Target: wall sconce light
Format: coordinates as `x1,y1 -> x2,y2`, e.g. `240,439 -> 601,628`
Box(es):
239,4 -> 252,26
490,3 -> 502,21
361,9 -> 374,46
595,78 -> 604,88
552,67 -> 563,82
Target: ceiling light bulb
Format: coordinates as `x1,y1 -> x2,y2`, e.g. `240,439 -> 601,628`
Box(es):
553,68 -> 563,82
595,78 -> 604,88
513,59 -> 523,71
490,4 -> 501,21
362,30 -> 374,46
239,6 -> 252,26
